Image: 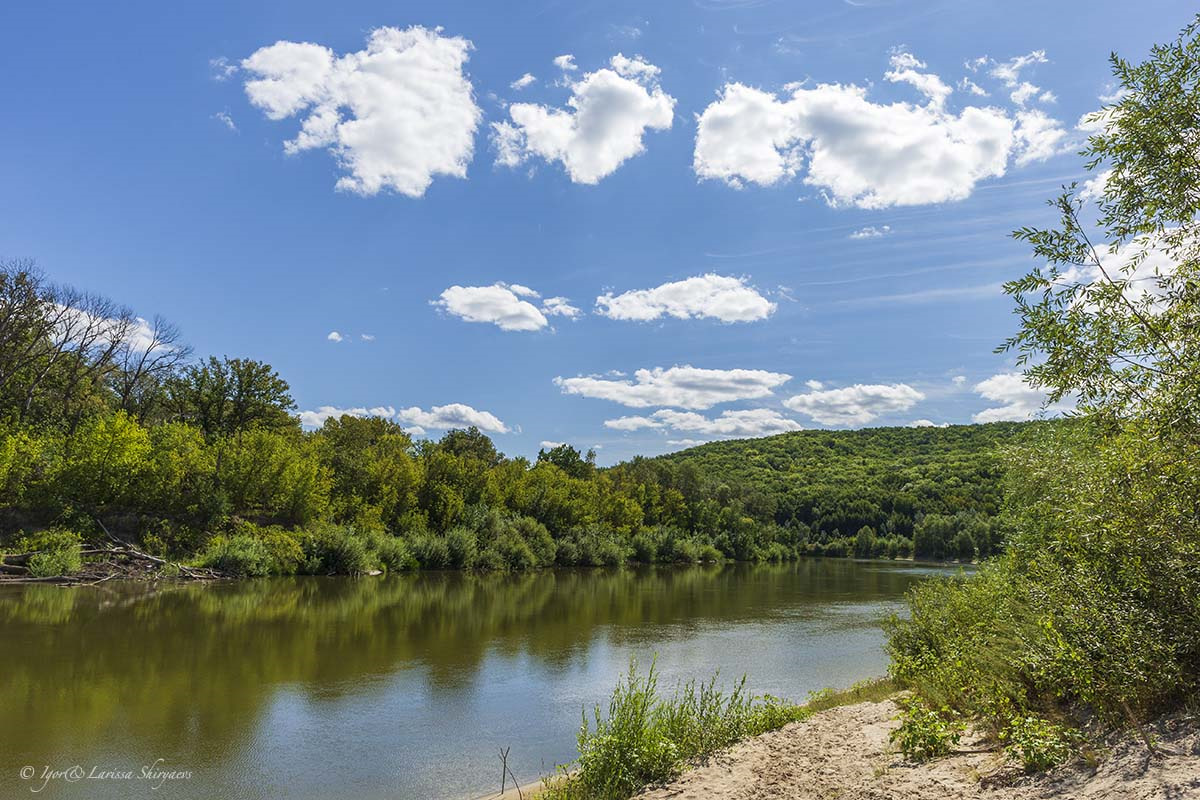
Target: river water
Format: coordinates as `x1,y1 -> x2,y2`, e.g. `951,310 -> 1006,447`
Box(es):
0,560 -> 959,799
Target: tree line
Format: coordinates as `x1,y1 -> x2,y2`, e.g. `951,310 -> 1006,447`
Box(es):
0,261 -> 1020,576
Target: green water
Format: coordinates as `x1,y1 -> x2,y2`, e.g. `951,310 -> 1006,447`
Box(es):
0,560 -> 958,799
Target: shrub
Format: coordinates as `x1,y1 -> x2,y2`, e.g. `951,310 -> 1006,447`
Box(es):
300,524 -> 373,574
889,698 -> 964,762
364,530 -> 418,573
199,534 -> 275,577
445,527 -> 478,569
19,529 -> 84,578
1000,715 -> 1080,772
630,531 -> 658,563
409,533 -> 451,569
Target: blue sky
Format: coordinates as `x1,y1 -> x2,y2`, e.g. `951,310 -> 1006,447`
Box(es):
1,0 -> 1192,463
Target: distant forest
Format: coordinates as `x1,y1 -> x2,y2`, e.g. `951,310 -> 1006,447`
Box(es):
0,261 -> 1031,575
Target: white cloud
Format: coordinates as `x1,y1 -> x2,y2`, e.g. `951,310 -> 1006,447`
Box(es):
553,54 -> 577,71
989,50 -> 1047,88
605,407 -> 803,438
242,26 -> 481,197
909,419 -> 949,428
958,78 -> 988,97
213,111 -> 237,132
1013,109 -> 1070,165
884,51 -> 952,107
972,372 -> 1072,423
396,403 -> 510,433
360,333 -> 375,342
1079,168 -> 1112,202
542,296 -> 582,318
595,274 -> 775,322
556,365 -> 792,409
210,56 -> 238,81
667,439 -> 707,447
540,440 -> 566,449
327,331 -> 343,342
783,382 -> 924,426
849,225 -> 891,239
299,404 -> 396,429
952,375 -> 967,387
694,50 -> 1071,207
511,73 -> 536,90
492,54 -> 675,184
695,77 -> 1012,208
434,283 -> 577,331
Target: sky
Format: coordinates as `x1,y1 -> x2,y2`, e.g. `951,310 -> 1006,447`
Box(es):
0,0 -> 1193,464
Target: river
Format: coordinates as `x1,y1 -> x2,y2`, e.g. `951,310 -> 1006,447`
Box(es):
0,560 -> 961,799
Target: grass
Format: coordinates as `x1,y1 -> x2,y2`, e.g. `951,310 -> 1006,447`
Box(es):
538,663 -> 896,800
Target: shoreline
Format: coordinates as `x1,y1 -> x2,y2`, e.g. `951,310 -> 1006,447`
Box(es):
633,698 -> 1199,800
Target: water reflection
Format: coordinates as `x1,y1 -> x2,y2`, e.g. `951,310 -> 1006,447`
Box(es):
0,561 -> 951,800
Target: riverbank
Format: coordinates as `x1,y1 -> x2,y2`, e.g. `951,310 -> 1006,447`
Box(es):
633,698 -> 1199,800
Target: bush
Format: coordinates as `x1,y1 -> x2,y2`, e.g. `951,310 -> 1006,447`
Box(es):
630,531 -> 658,564
409,533 -> 451,569
19,529 -> 84,578
300,524 -> 373,574
445,527 -> 478,569
364,530 -> 418,573
889,698 -> 964,762
1001,715 -> 1080,772
199,534 -> 274,577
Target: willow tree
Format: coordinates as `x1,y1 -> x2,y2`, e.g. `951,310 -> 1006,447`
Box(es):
1003,15 -> 1200,434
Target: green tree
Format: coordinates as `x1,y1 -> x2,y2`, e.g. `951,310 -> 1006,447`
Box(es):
167,356 -> 296,438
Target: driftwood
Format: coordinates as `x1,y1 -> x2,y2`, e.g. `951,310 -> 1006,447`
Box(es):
0,521 -> 227,586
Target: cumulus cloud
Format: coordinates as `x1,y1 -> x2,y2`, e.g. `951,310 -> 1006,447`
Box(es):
1013,109 -> 1070,165
299,404 -> 396,429
396,403 -> 510,433
783,382 -> 924,426
510,73 -> 536,90
540,440 -> 567,449
241,26 -> 481,197
909,419 -> 949,428
553,54 -> 578,71
884,51 -> 952,107
556,365 -> 792,409
327,331 -> 343,342
694,49 -> 1069,208
972,372 -> 1072,423
542,296 -> 582,318
605,407 -> 802,438
952,375 -> 967,387
492,53 -> 675,184
434,283 -> 578,331
595,274 -> 775,323
849,225 -> 891,239
298,402 -> 506,433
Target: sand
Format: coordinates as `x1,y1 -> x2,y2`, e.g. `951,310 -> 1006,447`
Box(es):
635,699 -> 1200,800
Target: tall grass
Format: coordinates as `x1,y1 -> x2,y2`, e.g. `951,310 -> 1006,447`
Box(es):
539,662 -> 894,800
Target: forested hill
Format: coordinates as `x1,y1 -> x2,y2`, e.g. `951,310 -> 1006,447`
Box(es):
630,421 -> 1045,558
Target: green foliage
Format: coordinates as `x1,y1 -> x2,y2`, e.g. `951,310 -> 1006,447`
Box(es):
890,17 -> 1200,769
299,524 -> 373,575
1000,715 -> 1081,772
889,698 -> 964,762
543,661 -> 810,800
18,529 -> 83,578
